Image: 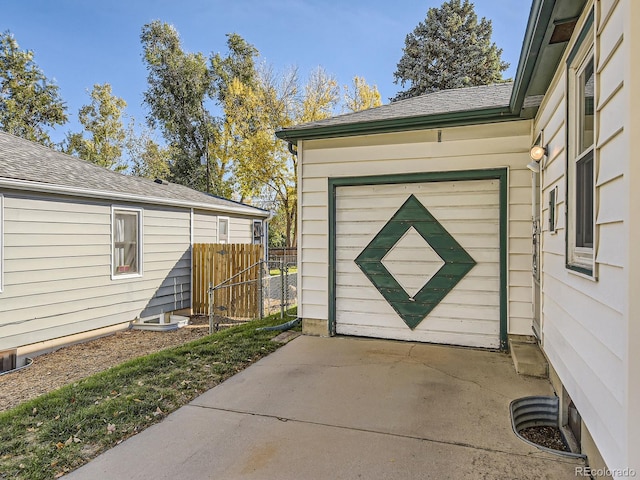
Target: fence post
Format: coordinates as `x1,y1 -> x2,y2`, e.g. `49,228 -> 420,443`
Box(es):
280,259 -> 285,319
208,281 -> 214,334
259,261 -> 264,319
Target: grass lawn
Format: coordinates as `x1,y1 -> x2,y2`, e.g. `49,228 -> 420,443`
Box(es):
269,266 -> 298,276
0,310 -> 297,480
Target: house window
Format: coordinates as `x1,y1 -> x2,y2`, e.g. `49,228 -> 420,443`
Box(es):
218,217 -> 229,244
566,16 -> 595,275
112,207 -> 142,278
253,220 -> 263,245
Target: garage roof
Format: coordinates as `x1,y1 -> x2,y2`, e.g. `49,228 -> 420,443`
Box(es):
276,83 -> 514,141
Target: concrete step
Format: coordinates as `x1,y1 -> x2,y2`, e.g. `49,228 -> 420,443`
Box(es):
509,340 -> 548,378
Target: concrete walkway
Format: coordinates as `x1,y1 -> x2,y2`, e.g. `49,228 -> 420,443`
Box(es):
66,335 -> 584,479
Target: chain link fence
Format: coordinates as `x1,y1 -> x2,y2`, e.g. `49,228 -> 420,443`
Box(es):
206,258 -> 297,332
262,260 -> 297,317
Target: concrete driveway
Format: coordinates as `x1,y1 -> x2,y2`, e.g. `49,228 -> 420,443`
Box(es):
66,335 -> 584,479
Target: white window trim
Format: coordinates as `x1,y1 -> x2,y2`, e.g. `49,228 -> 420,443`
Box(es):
111,206 -> 143,280
566,21 -> 596,278
252,219 -> 264,246
0,194 -> 3,293
218,216 -> 229,244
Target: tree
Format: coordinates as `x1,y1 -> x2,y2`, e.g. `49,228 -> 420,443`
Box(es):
208,33 -> 261,198
392,0 -> 509,101
225,66 -> 297,246
297,67 -> 340,123
141,21 -> 217,193
125,120 -> 170,179
229,66 -> 339,248
0,31 -> 67,146
65,83 -> 127,171
141,24 -> 262,197
343,76 -> 382,112
210,33 -> 259,104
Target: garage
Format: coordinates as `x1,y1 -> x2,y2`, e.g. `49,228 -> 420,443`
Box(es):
330,170 -> 507,349
277,86 -> 532,351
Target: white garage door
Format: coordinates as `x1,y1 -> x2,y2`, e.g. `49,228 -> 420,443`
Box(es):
335,179 -> 501,348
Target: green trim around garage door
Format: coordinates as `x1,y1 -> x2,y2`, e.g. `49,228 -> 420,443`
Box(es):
328,168 -> 509,350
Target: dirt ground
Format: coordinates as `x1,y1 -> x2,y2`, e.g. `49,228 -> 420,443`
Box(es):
0,316 -> 217,412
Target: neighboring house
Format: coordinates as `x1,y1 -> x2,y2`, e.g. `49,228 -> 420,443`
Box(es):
0,131 -> 269,361
276,0 -> 638,476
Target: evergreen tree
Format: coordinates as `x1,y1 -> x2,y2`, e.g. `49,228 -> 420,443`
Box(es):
392,0 -> 509,101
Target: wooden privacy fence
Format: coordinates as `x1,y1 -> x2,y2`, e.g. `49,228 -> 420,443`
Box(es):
268,247 -> 297,265
192,243 -> 263,318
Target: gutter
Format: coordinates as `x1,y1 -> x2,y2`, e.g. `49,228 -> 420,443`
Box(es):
276,106 -> 517,142
0,178 -> 270,218
509,0 -> 555,114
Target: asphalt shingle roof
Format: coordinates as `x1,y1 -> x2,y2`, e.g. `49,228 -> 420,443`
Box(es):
278,82 -> 513,135
0,131 -> 267,216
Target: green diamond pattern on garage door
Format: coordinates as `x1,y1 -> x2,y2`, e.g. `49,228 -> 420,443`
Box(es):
354,194 -> 476,329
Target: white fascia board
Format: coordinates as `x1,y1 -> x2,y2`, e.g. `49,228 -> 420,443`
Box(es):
0,178 -> 270,218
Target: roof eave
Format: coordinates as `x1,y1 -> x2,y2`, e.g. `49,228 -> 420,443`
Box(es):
275,106 -> 517,142
0,177 -> 270,218
509,0 -> 552,114
510,0 -> 589,116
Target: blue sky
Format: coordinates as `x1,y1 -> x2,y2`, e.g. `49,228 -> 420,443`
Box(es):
3,1 -> 531,145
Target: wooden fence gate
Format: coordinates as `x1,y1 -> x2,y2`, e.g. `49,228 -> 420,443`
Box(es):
192,243 -> 263,318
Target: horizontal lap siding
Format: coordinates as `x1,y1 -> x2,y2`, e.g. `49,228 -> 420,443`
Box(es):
229,217 -> 252,244
299,121 -> 533,335
194,211 -> 258,245
143,207 -> 191,315
533,0 -> 628,470
0,193 -> 191,351
193,210 -> 218,243
335,180 -> 501,348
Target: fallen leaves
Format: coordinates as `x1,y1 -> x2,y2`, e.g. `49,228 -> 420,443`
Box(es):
55,433 -> 82,449
64,435 -> 82,445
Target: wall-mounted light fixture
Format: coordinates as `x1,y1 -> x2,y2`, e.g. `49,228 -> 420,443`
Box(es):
529,145 -> 548,162
527,133 -> 547,172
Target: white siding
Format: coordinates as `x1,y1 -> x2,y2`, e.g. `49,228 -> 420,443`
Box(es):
534,0 -> 630,471
193,210 -> 261,245
0,193 -> 191,351
298,120 -> 533,336
229,217 -> 253,244
335,180 -> 501,348
193,209 -> 218,243
627,0 -> 640,475
194,214 -> 255,244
